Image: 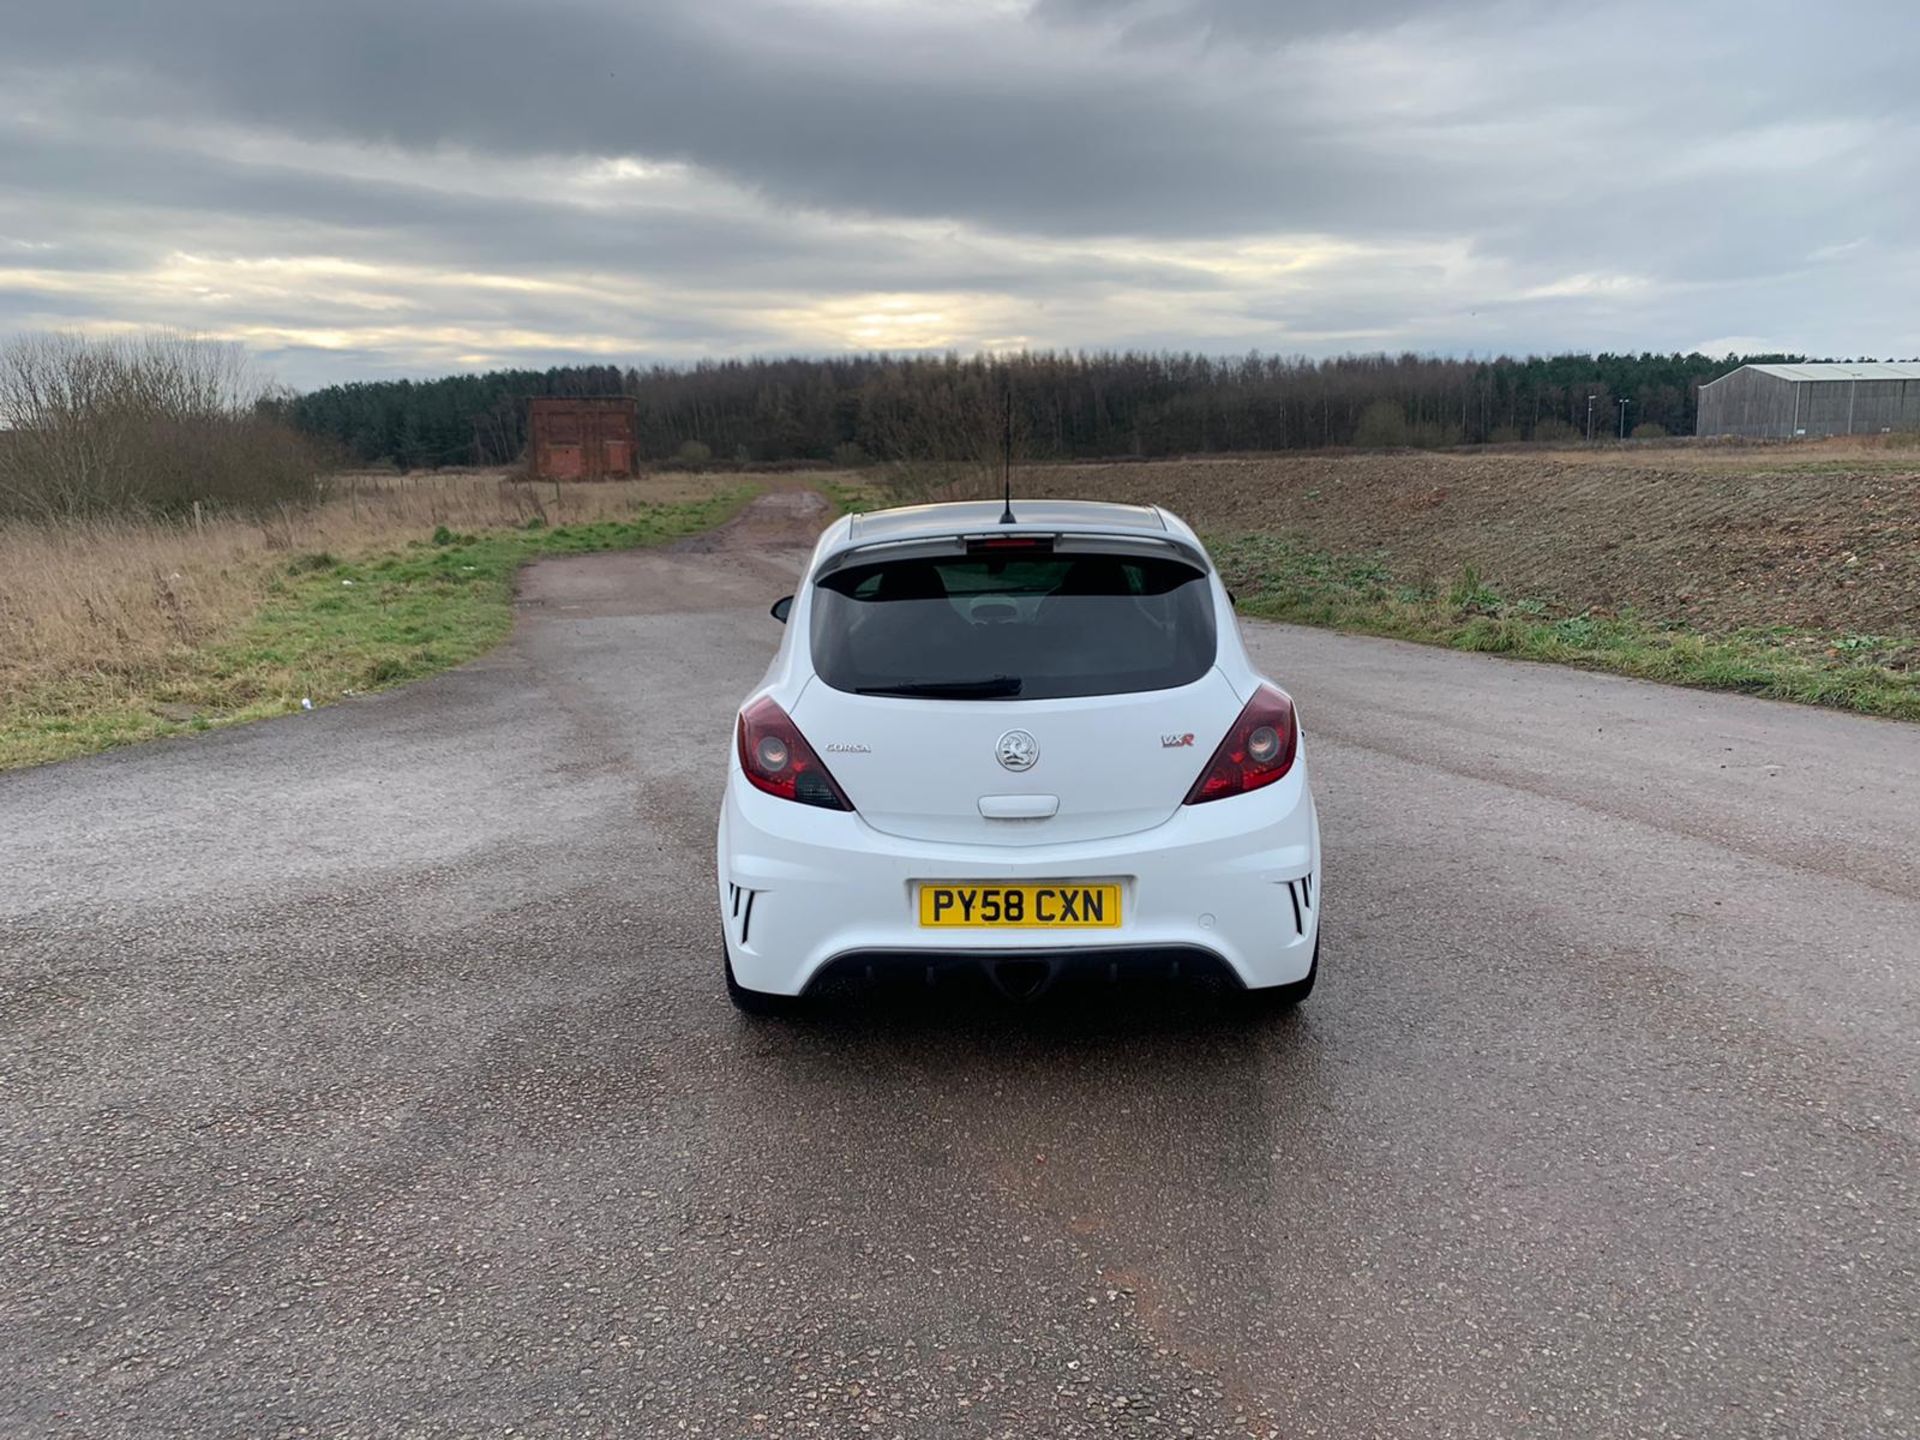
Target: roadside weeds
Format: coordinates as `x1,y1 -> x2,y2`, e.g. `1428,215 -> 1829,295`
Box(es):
1210,532 -> 1920,723
0,487 -> 755,770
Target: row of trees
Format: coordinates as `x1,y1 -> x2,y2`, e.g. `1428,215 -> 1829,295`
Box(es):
1,333 -> 328,521
277,350 -> 1811,470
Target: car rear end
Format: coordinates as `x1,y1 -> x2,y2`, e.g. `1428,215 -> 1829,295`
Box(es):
717,503 -> 1321,1003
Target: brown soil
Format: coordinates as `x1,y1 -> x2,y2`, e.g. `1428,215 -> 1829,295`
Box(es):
668,484 -> 835,555
1015,445 -> 1920,637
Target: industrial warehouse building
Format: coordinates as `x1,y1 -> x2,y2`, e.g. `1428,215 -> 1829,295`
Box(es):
1696,362 -> 1920,439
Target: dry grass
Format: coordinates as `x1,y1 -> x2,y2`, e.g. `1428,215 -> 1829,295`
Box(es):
0,469 -> 719,702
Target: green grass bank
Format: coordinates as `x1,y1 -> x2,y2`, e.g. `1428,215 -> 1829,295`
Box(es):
1210,531 -> 1920,722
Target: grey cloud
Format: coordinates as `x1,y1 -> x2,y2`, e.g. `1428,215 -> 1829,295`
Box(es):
0,115 -> 1257,301
1028,0 -> 1453,45
1,0 -> 1917,380
0,124 -> 815,279
1,0 -> 1460,241
7,0 -> 1912,259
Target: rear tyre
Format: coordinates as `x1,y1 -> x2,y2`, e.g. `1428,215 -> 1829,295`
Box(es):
725,946 -> 805,1017
1244,935 -> 1317,1012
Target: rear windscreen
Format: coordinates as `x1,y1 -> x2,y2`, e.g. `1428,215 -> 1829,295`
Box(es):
810,551 -> 1217,700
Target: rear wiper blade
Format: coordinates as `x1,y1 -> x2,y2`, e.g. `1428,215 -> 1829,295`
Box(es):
855,675 -> 1023,698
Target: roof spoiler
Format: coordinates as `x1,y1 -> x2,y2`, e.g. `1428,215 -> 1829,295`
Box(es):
814,530 -> 1210,578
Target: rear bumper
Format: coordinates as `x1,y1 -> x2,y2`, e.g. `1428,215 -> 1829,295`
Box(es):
716,754 -> 1322,997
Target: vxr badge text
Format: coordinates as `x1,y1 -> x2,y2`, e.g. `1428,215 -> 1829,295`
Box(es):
1161,733 -> 1196,748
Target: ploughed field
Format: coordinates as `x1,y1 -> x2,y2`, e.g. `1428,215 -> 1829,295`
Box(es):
1020,442 -> 1920,643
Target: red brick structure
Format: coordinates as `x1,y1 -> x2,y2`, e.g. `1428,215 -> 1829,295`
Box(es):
528,396 -> 638,479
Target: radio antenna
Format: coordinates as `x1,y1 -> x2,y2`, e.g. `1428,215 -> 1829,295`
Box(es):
998,374 -> 1015,524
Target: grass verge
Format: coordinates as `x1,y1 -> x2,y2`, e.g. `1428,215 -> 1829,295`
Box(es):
1210,531 -> 1920,722
822,477 -> 890,514
1,488 -> 754,770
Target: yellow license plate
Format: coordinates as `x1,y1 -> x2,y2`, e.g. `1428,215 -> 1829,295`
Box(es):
917,883 -> 1122,929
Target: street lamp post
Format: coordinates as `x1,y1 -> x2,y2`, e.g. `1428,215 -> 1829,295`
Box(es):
1586,394 -> 1596,441
1617,398 -> 1632,439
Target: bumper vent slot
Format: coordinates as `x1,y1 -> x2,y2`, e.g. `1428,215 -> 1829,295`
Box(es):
1285,873 -> 1315,936
727,883 -> 759,946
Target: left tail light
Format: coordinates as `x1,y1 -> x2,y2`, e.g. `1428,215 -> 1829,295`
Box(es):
1183,684 -> 1298,805
736,697 -> 853,811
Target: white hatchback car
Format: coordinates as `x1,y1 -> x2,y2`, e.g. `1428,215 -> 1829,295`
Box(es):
716,499 -> 1321,1013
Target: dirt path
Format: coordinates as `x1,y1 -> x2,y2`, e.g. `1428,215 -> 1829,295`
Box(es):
515,486 -> 831,619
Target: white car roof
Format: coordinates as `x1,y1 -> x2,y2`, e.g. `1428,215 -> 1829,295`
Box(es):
848,499 -> 1167,543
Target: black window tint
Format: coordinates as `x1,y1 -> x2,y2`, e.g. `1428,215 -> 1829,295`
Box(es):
810,553 -> 1216,700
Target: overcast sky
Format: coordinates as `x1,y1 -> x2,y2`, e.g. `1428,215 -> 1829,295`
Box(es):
2,0 -> 1915,389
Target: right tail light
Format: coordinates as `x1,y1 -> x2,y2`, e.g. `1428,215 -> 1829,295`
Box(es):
1183,684 -> 1298,805
737,697 -> 853,811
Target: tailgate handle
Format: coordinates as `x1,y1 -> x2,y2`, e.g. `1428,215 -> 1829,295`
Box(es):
978,794 -> 1060,820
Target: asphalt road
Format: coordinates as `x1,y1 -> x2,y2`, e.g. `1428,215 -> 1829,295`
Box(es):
4,492 -> 1917,1438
